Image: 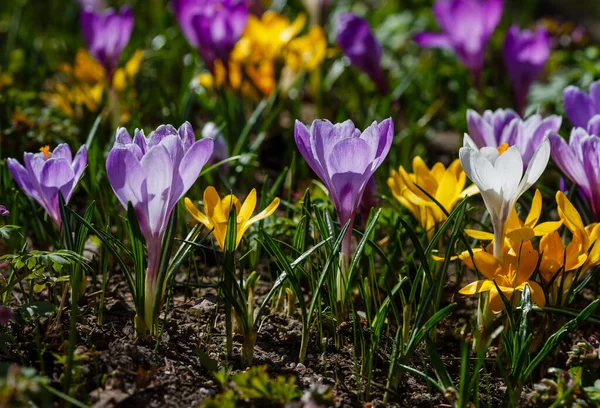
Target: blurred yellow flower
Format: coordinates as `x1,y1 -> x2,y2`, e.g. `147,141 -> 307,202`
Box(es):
387,157 -> 478,237
41,49 -> 143,123
185,187 -> 280,250
199,11 -> 327,98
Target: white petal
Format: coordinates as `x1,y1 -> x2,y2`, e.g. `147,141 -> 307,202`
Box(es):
517,138 -> 550,197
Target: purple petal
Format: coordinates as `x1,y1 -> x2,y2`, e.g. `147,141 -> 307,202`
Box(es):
72,146 -> 88,182
178,138 -> 214,196
7,158 -> 39,201
414,32 -> 451,48
52,144 -> 73,163
178,121 -> 196,151
587,115 -> 600,136
564,86 -> 596,128
40,158 -> 76,226
106,147 -> 147,210
140,145 -> 174,237
549,132 -> 588,192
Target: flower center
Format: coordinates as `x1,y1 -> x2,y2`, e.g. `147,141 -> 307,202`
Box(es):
40,145 -> 51,160
497,143 -> 510,155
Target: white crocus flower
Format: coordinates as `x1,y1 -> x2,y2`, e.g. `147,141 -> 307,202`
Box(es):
459,134 -> 550,259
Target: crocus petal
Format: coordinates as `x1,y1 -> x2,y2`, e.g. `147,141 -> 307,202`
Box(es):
106,147 -> 146,209
414,32 -> 451,49
178,138 -> 214,194
184,197 -> 210,227
7,158 -> 39,201
564,85 -> 596,128
458,279 -> 496,295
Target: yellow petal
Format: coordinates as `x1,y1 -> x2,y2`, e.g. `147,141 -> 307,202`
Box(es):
464,229 -> 494,240
238,189 -> 257,224
516,281 -> 546,308
458,279 -> 496,295
524,190 -> 542,228
472,251 -> 501,280
184,197 -> 210,227
237,197 -> 280,248
533,221 -> 563,236
556,191 -> 585,235
506,227 -> 535,243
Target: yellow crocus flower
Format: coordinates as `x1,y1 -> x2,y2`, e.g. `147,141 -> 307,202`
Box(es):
465,189 -> 562,243
459,240 -> 545,313
556,191 -> 600,272
387,157 -> 478,237
185,187 -> 280,250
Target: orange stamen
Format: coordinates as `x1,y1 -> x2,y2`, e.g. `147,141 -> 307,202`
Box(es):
497,143 -> 510,155
40,145 -> 51,160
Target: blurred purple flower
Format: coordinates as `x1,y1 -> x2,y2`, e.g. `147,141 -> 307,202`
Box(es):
77,0 -> 106,12
503,25 -> 550,115
415,0 -> 503,83
294,119 -> 393,260
549,125 -> 600,220
106,123 -> 213,288
0,305 -> 12,326
0,205 -> 8,217
81,6 -> 134,75
8,145 -> 87,228
467,108 -> 561,167
563,81 -> 600,129
201,122 -> 229,167
172,0 -> 248,70
336,12 -> 388,93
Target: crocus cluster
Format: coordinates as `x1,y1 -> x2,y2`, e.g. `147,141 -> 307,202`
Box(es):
8,144 -> 88,228
294,118 -> 393,277
81,6 -> 134,77
173,0 -> 249,70
42,48 -> 143,123
106,123 -> 213,333
198,11 -> 327,98
388,157 -> 478,238
415,0 -> 503,83
503,25 -> 551,115
336,12 -> 387,93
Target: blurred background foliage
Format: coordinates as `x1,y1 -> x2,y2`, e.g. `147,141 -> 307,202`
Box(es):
1,0 -> 600,179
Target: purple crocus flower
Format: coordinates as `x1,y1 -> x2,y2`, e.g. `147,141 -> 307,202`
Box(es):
81,6 -> 134,75
503,25 -> 551,115
0,305 -> 12,326
0,205 -> 8,217
8,145 -> 87,228
106,122 -> 214,302
563,81 -> 600,129
336,13 -> 388,93
550,123 -> 600,220
467,108 -> 561,167
172,0 -> 248,70
294,119 -> 393,262
415,0 -> 503,83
